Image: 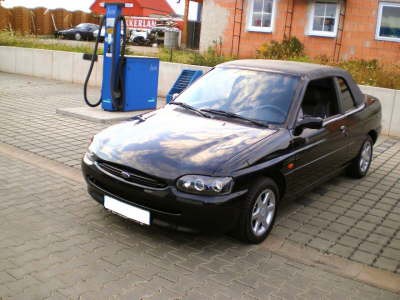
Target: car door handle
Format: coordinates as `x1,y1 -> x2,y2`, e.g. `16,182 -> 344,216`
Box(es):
340,125 -> 348,136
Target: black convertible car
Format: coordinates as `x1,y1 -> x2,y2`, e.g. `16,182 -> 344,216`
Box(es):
55,23 -> 99,41
82,60 -> 381,243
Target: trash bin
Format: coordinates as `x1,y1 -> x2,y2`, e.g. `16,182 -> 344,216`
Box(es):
164,29 -> 180,49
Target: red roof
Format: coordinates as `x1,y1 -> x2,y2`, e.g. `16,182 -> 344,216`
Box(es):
136,0 -> 174,15
90,0 -> 175,16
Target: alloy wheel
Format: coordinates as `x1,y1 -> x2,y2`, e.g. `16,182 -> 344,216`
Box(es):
251,188 -> 276,237
360,140 -> 372,173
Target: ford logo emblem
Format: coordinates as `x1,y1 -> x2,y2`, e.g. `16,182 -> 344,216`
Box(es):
121,171 -> 131,179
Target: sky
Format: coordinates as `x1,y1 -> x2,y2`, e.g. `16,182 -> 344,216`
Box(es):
1,0 -> 198,18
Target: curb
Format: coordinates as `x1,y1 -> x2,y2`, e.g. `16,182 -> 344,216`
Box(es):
262,235 -> 400,294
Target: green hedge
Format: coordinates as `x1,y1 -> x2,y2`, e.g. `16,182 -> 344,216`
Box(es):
0,31 -> 101,54
256,37 -> 400,90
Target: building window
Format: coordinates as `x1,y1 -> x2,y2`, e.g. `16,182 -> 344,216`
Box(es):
247,0 -> 276,32
308,1 -> 340,37
376,2 -> 400,42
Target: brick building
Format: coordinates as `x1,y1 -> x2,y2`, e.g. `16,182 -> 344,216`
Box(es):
198,0 -> 400,62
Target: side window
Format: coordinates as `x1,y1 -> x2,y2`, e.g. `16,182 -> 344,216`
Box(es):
299,77 -> 339,120
337,77 -> 356,112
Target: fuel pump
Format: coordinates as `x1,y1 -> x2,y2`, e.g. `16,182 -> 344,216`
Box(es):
83,1 -> 159,112
84,2 -> 126,111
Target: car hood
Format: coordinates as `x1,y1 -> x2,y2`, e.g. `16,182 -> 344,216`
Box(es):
90,106 -> 277,180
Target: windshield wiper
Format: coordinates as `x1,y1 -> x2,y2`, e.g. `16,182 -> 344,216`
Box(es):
200,108 -> 269,128
170,102 -> 211,118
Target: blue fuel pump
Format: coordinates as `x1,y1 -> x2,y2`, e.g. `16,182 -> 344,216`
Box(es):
102,3 -> 125,111
83,2 -> 159,112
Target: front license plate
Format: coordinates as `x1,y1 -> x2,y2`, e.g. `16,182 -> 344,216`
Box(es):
104,195 -> 150,225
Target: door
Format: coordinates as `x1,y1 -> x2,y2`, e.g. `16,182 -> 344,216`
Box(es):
285,77 -> 349,196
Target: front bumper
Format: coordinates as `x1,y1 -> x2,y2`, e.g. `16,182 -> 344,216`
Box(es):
82,160 -> 247,233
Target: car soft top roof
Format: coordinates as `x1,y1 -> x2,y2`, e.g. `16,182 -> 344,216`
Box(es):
219,59 -> 345,77
217,59 -> 365,106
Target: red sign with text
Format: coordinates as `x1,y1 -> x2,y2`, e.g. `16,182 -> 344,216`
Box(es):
126,17 -> 157,30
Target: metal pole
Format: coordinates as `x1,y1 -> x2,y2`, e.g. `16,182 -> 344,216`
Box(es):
181,0 -> 189,48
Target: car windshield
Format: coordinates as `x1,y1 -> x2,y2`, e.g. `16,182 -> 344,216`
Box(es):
174,68 -> 300,125
76,24 -> 88,29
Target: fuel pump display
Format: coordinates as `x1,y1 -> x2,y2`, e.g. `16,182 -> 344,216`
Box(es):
83,1 -> 159,112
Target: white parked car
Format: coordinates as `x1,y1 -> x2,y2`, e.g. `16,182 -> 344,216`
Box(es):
129,29 -> 149,45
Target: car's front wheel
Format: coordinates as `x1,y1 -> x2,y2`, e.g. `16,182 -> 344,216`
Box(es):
235,177 -> 279,244
75,33 -> 82,41
347,136 -> 373,178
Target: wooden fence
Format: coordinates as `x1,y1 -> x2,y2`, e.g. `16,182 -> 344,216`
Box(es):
0,6 -> 100,35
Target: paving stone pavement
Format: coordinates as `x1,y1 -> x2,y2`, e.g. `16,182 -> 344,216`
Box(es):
275,138 -> 400,274
0,73 -> 107,169
1,72 -> 400,298
0,152 -> 398,299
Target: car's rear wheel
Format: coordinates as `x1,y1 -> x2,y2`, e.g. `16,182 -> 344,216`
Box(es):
75,33 -> 82,41
235,177 -> 279,244
347,136 -> 373,178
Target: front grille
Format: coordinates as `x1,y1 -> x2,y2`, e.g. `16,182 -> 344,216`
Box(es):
86,176 -> 181,215
96,161 -> 167,189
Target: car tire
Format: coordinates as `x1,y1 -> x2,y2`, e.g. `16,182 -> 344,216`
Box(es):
75,33 -> 82,41
234,177 -> 279,244
347,136 -> 373,178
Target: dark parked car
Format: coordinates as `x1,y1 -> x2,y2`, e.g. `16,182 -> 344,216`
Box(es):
55,23 -> 99,41
82,60 -> 381,243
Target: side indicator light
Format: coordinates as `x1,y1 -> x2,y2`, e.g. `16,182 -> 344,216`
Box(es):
287,163 -> 295,170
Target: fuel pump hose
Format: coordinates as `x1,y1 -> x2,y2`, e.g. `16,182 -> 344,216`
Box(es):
83,18 -> 105,107
110,15 -> 127,111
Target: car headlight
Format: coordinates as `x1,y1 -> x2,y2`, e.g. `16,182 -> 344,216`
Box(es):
83,136 -> 96,165
176,175 -> 233,195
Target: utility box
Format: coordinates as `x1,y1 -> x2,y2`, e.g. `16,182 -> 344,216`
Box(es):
122,56 -> 159,111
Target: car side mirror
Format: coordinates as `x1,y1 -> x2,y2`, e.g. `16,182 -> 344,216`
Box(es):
294,117 -> 323,135
172,93 -> 179,101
